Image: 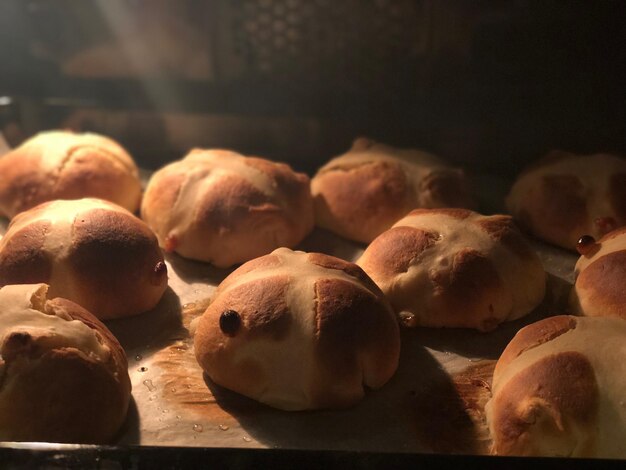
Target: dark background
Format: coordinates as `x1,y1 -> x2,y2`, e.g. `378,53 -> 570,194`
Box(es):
0,0 -> 624,175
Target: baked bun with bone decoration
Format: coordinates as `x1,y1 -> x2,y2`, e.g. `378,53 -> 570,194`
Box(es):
486,315 -> 626,458
194,247 -> 400,411
506,150 -> 626,251
356,209 -> 546,331
569,228 -> 626,319
0,198 -> 168,320
0,130 -> 142,219
0,283 -> 131,443
311,137 -> 474,243
141,149 -> 314,268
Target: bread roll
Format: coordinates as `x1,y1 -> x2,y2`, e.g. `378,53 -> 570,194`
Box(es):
570,228 -> 626,319
357,209 -> 546,331
0,198 -> 168,320
311,138 -> 474,243
0,284 -> 131,443
0,130 -> 142,219
194,247 -> 400,410
486,315 -> 626,458
506,150 -> 626,250
141,149 -> 314,268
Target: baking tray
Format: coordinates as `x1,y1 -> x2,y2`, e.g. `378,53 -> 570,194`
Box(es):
1,165 -> 611,466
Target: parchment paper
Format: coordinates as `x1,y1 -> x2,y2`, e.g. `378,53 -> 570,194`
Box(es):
102,229 -> 576,452
0,171 -> 578,453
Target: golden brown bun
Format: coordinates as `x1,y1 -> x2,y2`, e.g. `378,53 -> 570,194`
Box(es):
311,138 -> 474,243
0,198 -> 168,320
570,228 -> 626,319
506,150 -> 626,251
357,209 -> 546,331
0,284 -> 131,443
194,248 -> 400,410
486,315 -> 626,458
141,149 -> 314,268
0,130 -> 142,219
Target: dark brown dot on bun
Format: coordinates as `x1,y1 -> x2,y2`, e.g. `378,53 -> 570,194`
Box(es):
220,309 -> 241,336
576,235 -> 597,256
152,261 -> 168,285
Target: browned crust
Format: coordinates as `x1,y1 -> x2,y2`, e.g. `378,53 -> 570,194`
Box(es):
597,226 -> 626,243
491,352 -> 598,456
195,174 -> 284,232
44,297 -> 131,408
306,252 -> 382,296
0,349 -> 129,443
406,207 -> 474,220
429,248 -> 503,331
140,169 -> 186,234
0,149 -> 54,218
194,250 -> 400,410
359,226 -> 438,278
66,208 -> 167,319
495,316 -> 577,377
0,220 -> 52,286
576,251 -> 626,319
51,146 -> 141,212
509,173 -> 588,250
187,173 -> 308,266
418,168 -> 475,209
194,275 -> 294,401
0,296 -> 130,443
313,159 -> 412,243
244,157 -> 311,205
216,253 -> 283,294
609,173 -> 626,222
194,308 -> 266,403
311,277 -> 400,406
540,174 -> 588,234
0,132 -> 141,218
477,215 -> 533,259
143,153 -> 313,267
219,275 -> 293,342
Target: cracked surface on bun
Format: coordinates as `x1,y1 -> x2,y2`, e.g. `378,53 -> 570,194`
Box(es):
0,284 -> 131,443
486,315 -> 626,458
0,198 -> 168,320
570,227 -> 626,319
194,248 -> 400,410
0,130 -> 142,219
141,149 -> 314,268
311,138 -> 474,243
507,150 -> 626,250
357,209 -> 545,331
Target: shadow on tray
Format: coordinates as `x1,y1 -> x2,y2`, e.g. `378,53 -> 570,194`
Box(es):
203,328 -> 488,454
105,286 -> 184,352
